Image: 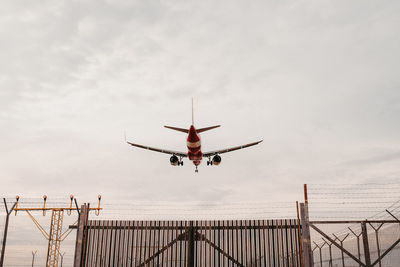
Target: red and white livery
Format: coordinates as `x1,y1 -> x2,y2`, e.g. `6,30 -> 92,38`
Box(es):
127,100 -> 262,172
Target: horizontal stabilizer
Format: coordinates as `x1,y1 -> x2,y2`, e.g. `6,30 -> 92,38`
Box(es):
197,125 -> 221,133
164,126 -> 189,133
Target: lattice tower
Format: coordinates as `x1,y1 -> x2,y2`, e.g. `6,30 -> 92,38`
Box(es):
46,209 -> 64,267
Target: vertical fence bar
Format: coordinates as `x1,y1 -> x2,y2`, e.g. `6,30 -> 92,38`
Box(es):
122,221 -> 127,266
289,220 -> 295,267
167,221 -> 170,267
138,221 -> 143,267
209,221 -> 212,267
271,220 -> 276,267
115,220 -> 120,266
160,221 -> 165,267
130,221 -> 136,267
148,221 -> 152,266
199,220 -> 201,266
228,220 -> 232,267
154,221 -> 158,267
83,220 -> 90,267
185,221 -> 193,267
220,220 -> 224,267
250,220 -> 255,266
134,221 -> 140,267
112,220 -> 118,266
96,220 -> 104,267
106,220 -> 112,267
244,220 -> 248,266
90,220 -> 98,267
267,220 -> 271,267
294,219 -> 299,267
105,220 -> 111,267
239,220 -> 243,266
195,221 -> 198,267
249,220 -> 253,266
203,221 -> 206,267
235,220 -> 239,267
285,220 -> 290,267
281,220 -> 285,267
121,221 -> 127,267
84,220 -> 91,267
213,221 -> 216,267
259,220 -> 262,267
174,221 -> 178,267
183,221 -> 187,267
116,221 -> 122,266
276,220 -> 280,267
177,221 -> 181,267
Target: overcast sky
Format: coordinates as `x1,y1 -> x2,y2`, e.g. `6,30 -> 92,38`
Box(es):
1,0 -> 400,265
0,0 -> 400,206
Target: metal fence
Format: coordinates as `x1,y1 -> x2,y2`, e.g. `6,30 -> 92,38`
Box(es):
78,219 -> 302,267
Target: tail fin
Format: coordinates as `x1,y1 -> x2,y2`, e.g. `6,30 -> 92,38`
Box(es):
164,126 -> 189,133
197,125 -> 221,133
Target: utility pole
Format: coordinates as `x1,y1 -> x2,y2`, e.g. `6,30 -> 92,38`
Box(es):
31,250 -> 37,267
0,198 -> 17,267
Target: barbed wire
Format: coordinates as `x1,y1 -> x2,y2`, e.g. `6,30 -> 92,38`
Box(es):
308,182 -> 400,248
2,182 -> 400,265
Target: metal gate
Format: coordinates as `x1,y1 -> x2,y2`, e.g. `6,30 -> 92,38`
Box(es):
77,219 -> 302,266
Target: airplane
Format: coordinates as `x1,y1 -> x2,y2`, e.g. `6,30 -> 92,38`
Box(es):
127,101 -> 263,172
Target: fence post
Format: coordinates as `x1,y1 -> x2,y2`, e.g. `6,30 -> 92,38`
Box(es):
31,250 -> 37,267
361,221 -> 371,267
300,203 -> 313,267
0,199 -> 16,267
74,204 -> 88,267
187,221 -> 195,267
0,209 -> 10,267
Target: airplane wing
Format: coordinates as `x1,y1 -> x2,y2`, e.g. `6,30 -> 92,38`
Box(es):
127,141 -> 187,157
203,140 -> 263,157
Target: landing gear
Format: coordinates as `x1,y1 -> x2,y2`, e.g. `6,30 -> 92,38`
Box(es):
207,157 -> 213,166
178,157 -> 183,166
195,166 -> 198,173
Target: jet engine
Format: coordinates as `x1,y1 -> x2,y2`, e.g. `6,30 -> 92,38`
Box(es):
170,155 -> 179,166
212,155 -> 221,165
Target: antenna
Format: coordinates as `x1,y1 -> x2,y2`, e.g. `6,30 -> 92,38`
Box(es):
192,98 -> 194,125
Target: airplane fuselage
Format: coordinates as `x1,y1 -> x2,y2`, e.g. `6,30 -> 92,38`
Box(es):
187,125 -> 202,166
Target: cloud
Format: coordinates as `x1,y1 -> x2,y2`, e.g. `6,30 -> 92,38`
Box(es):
342,150 -> 400,166
1,0 -> 400,263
